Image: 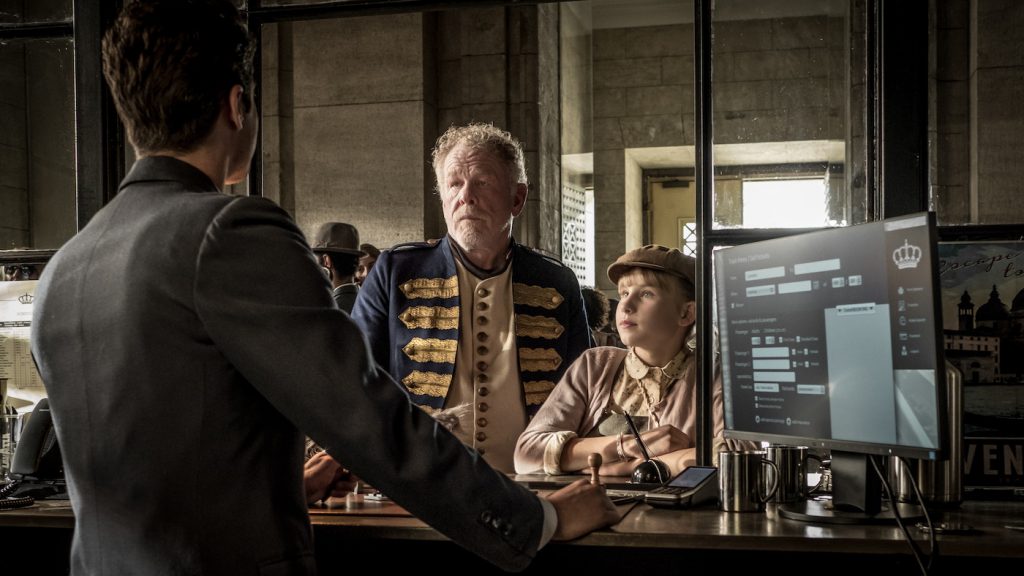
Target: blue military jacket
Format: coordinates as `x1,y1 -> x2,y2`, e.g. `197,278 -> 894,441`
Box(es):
352,236 -> 592,417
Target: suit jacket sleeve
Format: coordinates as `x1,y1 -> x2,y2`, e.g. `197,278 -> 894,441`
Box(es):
193,197 -> 543,571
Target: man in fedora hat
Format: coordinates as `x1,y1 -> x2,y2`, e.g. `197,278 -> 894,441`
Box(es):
312,221 -> 365,312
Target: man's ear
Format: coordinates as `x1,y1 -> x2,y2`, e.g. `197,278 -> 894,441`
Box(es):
510,182 -> 528,217
226,84 -> 246,130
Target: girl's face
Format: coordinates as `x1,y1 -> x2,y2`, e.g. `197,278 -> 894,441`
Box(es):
616,269 -> 694,358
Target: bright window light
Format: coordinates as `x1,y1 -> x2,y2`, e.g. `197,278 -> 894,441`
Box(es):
742,179 -> 827,228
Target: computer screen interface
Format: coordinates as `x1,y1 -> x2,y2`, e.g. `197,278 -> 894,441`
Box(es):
714,212 -> 946,460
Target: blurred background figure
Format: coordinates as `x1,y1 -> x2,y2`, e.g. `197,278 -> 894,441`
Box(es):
311,222 -> 364,313
582,287 -> 614,347
355,243 -> 380,286
600,298 -> 624,347
2,263 -> 41,281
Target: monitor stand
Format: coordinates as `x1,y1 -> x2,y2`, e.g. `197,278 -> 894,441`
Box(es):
779,499 -> 924,525
778,451 -> 925,525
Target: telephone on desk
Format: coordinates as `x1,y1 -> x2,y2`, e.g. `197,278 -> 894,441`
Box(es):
1,399 -> 67,509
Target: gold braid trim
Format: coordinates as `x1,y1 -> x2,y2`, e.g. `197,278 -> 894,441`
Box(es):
518,348 -> 563,372
403,337 -> 457,364
513,283 -> 564,310
515,314 -> 565,340
400,276 -> 458,300
524,381 -> 556,406
401,370 -> 451,398
398,306 -> 459,330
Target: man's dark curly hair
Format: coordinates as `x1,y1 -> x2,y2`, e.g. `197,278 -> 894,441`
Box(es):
102,0 -> 256,154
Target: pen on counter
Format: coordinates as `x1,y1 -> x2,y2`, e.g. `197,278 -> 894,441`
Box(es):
622,412 -> 653,462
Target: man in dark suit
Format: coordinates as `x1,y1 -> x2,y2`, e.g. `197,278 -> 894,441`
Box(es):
30,1 -> 618,574
311,221 -> 364,313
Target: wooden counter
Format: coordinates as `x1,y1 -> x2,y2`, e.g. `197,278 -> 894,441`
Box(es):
3,495 -> 1023,574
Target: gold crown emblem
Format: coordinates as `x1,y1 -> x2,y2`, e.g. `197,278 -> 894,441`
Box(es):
18,293 -> 34,304
892,240 -> 922,270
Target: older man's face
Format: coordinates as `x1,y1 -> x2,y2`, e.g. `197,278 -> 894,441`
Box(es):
438,144 -> 526,253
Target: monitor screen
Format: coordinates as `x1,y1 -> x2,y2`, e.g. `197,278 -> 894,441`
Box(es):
714,212 -> 948,520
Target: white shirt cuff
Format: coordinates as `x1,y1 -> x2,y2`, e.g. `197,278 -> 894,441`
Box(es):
537,495 -> 558,549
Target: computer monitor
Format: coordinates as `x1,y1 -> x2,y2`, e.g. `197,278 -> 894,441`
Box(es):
714,212 -> 948,523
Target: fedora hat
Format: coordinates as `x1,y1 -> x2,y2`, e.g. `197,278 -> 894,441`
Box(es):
607,244 -> 696,287
311,222 -> 364,257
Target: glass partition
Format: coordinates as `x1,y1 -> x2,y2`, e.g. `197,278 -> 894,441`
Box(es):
0,0 -> 71,25
0,38 -> 76,250
711,0 -> 866,230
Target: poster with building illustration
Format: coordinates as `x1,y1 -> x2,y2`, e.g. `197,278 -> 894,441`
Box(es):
938,241 -> 1024,488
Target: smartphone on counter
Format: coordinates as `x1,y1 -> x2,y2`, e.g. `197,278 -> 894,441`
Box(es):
644,466 -> 718,509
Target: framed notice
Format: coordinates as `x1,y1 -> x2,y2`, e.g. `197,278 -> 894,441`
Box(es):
938,241 -> 1024,490
0,280 -> 44,410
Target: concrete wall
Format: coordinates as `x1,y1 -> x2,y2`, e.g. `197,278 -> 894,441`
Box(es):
930,0 -> 971,223
27,41 -> 76,249
436,5 -> 562,256
560,2 -> 592,158
929,0 -> 1024,225
969,0 -> 1024,223
591,23 -> 693,291
262,13 -> 435,250
0,43 -> 29,249
261,6 -> 560,255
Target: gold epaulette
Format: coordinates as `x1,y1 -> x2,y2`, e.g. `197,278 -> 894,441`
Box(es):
524,380 -> 556,406
400,276 -> 458,300
398,306 -> 459,330
518,347 -> 562,372
401,370 -> 451,398
403,337 -> 457,364
513,283 -> 564,310
515,314 -> 565,340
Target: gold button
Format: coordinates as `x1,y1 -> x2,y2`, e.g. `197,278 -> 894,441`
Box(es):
402,282 -> 412,292
476,361 -> 488,371
477,417 -> 488,427
477,346 -> 489,356
478,448 -> 486,455
477,288 -> 490,298
476,431 -> 487,442
477,373 -> 489,384
478,387 -> 489,397
477,316 -> 489,326
476,302 -> 489,311
478,402 -> 489,412
476,332 -> 488,342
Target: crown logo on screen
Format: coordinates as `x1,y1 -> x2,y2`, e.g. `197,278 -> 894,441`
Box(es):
892,240 -> 922,270
18,293 -> 33,304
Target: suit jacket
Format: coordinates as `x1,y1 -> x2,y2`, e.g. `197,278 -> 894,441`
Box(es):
332,282 -> 359,313
351,236 -> 592,417
31,157 -> 543,575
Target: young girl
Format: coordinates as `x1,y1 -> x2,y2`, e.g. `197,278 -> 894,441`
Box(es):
515,245 -> 748,476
